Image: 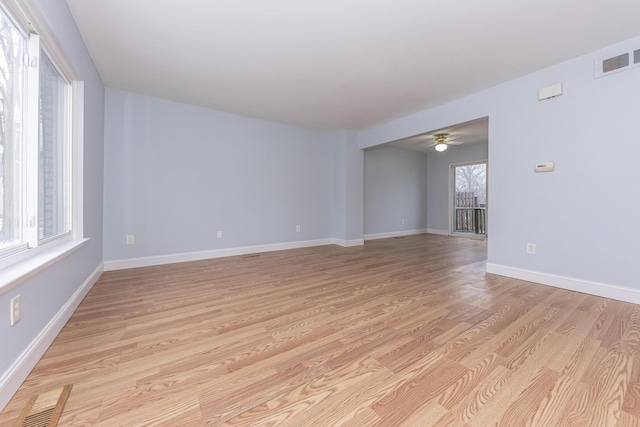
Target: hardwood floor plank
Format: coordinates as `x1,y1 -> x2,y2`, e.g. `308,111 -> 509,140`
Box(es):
618,410 -> 640,427
384,400 -> 451,427
623,357 -> 640,417
439,353 -> 505,410
271,362 -> 393,427
371,356 -> 468,425
583,350 -> 632,425
558,336 -> 604,381
448,362 -> 513,423
337,407 -> 381,427
620,307 -> 640,357
219,356 -> 388,426
496,367 -> 561,426
528,373 -> 585,427
199,363 -> 330,425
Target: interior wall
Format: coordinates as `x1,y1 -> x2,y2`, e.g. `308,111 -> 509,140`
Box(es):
363,146 -> 428,236
344,132 -> 364,243
103,89 -> 334,262
0,0 -> 105,408
358,34 -> 640,294
426,143 -> 488,234
329,131 -> 364,244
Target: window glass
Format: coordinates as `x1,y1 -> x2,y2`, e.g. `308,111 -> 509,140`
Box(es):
0,11 -> 25,250
39,52 -> 69,241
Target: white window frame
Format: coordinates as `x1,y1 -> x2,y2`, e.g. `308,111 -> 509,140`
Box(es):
36,45 -> 73,245
0,0 -> 86,292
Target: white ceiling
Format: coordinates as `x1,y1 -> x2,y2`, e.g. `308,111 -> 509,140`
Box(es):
65,0 -> 640,131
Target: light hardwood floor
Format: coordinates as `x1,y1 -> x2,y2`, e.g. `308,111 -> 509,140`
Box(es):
1,234 -> 639,426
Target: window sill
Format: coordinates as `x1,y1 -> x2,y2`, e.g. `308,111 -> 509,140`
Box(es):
0,238 -> 89,296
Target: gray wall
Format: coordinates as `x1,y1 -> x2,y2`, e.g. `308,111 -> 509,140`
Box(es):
103,89 -> 334,261
363,146 -> 428,236
360,35 -> 640,290
0,0 -> 104,398
426,143 -> 488,233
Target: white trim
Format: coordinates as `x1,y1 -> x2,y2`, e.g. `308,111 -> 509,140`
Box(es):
486,263 -> 640,304
104,239 -> 351,271
364,229 -> 429,241
426,228 -> 449,236
0,238 -> 89,295
0,263 -> 103,411
72,81 -> 84,240
24,33 -> 40,248
332,238 -> 365,247
450,231 -> 487,240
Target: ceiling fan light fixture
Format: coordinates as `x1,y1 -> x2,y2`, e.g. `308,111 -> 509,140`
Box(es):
434,133 -> 448,152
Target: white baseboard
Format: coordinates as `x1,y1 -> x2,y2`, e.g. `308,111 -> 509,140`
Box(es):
426,228 -> 449,236
364,229 -> 429,241
333,238 -> 365,247
104,238 -> 360,271
0,263 -> 103,411
486,263 -> 640,304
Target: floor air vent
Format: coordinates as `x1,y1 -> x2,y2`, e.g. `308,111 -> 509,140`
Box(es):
14,385 -> 72,427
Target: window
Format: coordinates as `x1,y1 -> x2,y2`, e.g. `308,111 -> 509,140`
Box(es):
0,2 -> 80,269
451,161 -> 487,236
0,8 -> 25,252
39,52 -> 71,242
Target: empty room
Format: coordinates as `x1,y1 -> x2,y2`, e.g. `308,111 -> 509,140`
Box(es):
1,0 -> 640,425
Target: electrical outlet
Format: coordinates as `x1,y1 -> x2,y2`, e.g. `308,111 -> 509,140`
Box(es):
10,295 -> 21,326
126,235 -> 135,245
217,231 -> 222,239
401,218 -> 405,225
296,225 -> 301,232
526,243 -> 536,255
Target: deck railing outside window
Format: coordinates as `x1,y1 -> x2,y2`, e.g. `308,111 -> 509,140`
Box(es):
455,191 -> 486,235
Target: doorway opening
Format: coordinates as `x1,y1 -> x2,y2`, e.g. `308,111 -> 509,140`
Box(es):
451,161 -> 487,237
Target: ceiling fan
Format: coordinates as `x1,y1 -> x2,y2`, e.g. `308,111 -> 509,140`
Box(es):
429,133 -> 463,152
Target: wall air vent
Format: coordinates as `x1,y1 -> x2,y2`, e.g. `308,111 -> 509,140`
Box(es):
594,46 -> 640,78
602,53 -> 629,73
